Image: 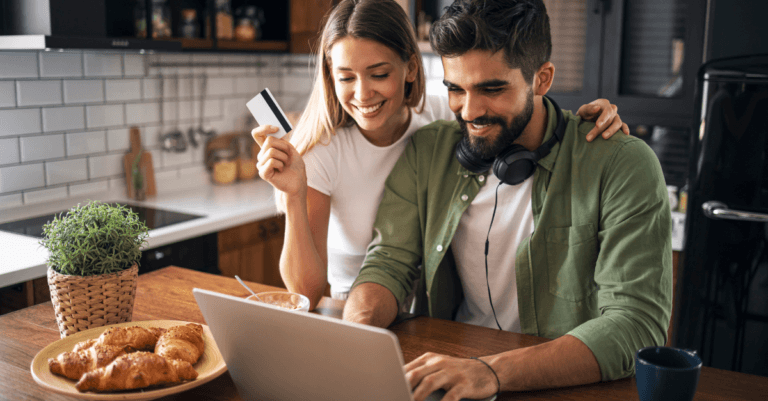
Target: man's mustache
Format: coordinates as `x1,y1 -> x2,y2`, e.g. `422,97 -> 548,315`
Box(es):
456,115 -> 506,127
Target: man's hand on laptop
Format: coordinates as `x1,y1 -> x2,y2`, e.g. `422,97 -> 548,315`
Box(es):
405,353 -> 499,401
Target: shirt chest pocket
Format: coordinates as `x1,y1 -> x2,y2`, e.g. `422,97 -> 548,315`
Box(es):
545,224 -> 599,302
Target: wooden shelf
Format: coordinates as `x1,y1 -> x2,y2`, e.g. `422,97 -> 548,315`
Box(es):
216,40 -> 289,52
169,38 -> 215,49
158,38 -> 289,52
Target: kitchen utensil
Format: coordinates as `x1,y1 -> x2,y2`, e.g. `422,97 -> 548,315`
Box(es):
160,74 -> 187,153
189,73 -> 216,147
123,127 -> 156,199
234,275 -> 258,298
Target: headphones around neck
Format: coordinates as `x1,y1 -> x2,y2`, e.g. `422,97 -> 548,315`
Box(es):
455,95 -> 565,185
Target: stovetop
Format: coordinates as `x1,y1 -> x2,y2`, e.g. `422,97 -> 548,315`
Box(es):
0,203 -> 203,239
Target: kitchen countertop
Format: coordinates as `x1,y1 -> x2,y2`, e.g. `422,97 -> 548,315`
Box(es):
0,179 -> 279,288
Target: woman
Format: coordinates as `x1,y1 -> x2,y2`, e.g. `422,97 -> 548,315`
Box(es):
252,0 -> 628,309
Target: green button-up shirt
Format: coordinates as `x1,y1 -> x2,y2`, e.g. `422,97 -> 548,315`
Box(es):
353,97 -> 673,381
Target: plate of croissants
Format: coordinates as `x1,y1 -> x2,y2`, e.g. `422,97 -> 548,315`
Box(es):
30,320 -> 227,400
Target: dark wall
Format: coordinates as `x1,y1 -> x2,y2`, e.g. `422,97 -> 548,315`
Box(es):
708,0 -> 768,61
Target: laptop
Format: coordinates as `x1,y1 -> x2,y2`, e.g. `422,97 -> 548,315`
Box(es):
193,288 -> 496,401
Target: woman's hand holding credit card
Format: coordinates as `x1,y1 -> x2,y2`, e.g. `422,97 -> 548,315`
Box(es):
248,88 -> 307,196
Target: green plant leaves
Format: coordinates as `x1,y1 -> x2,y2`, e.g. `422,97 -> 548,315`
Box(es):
39,201 -> 149,276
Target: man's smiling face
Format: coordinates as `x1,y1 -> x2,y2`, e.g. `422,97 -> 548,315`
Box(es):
442,50 -> 535,159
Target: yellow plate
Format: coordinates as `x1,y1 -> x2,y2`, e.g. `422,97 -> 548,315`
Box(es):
30,320 -> 227,400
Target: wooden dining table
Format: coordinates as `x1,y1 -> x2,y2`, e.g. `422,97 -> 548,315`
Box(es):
2,266 -> 767,400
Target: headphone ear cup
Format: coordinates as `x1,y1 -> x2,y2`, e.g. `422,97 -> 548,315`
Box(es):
493,145 -> 538,185
455,140 -> 494,174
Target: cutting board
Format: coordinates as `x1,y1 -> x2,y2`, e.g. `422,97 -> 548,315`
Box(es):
123,127 -> 157,199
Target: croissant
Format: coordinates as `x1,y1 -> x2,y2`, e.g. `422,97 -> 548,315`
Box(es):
75,351 -> 198,393
72,339 -> 97,352
96,326 -> 166,351
48,344 -> 131,380
155,323 -> 205,364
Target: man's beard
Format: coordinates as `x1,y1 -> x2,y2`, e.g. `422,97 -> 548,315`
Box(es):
456,89 -> 535,160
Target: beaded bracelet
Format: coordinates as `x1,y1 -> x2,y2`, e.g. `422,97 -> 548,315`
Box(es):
470,356 -> 501,395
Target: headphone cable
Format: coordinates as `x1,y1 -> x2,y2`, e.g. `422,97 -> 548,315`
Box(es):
485,180 -> 504,330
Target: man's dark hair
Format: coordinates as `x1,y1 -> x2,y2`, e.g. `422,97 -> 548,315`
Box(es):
429,0 -> 552,83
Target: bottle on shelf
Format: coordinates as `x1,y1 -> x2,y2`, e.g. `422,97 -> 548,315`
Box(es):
181,9 -> 199,39
151,0 -> 172,39
216,0 -> 234,40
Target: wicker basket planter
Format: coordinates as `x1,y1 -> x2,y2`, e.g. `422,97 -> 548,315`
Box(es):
47,264 -> 139,338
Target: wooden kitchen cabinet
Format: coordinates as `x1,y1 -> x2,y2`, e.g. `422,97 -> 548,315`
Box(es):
218,215 -> 287,288
290,0 -> 336,53
0,277 -> 50,316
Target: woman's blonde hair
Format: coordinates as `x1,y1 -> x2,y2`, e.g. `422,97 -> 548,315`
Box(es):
276,0 -> 427,211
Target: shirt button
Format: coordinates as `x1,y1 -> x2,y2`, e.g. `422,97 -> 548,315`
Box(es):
463,174 -> 468,178
478,175 -> 486,182
461,194 -> 468,201
436,245 -> 443,252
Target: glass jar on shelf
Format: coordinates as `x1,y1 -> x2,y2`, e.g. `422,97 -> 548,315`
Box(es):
181,9 -> 199,39
215,0 -> 234,40
134,0 -> 147,38
151,0 -> 172,39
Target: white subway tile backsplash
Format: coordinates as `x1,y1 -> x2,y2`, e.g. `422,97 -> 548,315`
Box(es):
0,193 -> 23,209
88,153 -> 124,179
235,76 -> 260,96
178,100 -> 194,120
16,80 -> 63,107
84,53 -> 123,77
106,128 -> 130,151
126,102 -> 160,125
261,76 -> 280,94
0,50 -> 320,206
20,134 -> 65,162
40,52 -> 83,78
162,149 -> 193,167
69,180 -> 108,197
203,99 -> 222,119
63,80 -> 105,104
86,104 -> 124,128
207,77 -> 234,96
142,78 -> 161,100
281,74 -> 313,94
42,106 -> 86,132
106,79 -> 142,102
66,130 -> 106,156
23,186 -> 68,205
46,158 -> 87,185
0,81 -> 16,107
0,52 -> 39,79
109,177 -> 127,191
0,163 -> 44,192
0,109 -> 41,137
0,138 -> 19,165
123,54 -> 145,77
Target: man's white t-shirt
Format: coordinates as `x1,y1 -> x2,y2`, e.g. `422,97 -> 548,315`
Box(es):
452,173 -> 534,332
304,95 -> 454,296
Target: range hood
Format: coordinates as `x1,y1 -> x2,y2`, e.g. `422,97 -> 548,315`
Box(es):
0,0 -> 181,51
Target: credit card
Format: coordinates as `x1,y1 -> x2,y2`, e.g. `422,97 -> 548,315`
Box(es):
246,88 -> 293,139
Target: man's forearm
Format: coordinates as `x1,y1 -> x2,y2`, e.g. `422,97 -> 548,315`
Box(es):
343,282 -> 399,328
489,334 -> 601,392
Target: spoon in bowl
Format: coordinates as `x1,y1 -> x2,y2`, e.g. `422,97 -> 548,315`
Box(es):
234,275 -> 259,300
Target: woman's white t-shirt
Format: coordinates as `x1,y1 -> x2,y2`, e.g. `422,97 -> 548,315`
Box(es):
304,95 -> 454,296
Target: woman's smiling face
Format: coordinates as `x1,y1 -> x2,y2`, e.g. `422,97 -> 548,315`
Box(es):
330,36 -> 417,145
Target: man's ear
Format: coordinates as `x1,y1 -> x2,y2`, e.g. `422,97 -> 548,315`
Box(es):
406,54 -> 419,83
533,62 -> 555,96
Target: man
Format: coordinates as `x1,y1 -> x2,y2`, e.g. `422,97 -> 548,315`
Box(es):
342,0 -> 672,400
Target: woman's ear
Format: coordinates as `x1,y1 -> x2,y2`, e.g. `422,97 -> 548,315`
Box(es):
533,62 -> 555,96
406,54 -> 419,83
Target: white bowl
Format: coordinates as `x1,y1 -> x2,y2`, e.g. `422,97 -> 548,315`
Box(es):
245,291 -> 310,312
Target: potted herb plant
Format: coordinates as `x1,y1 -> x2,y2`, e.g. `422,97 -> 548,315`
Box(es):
40,201 -> 149,338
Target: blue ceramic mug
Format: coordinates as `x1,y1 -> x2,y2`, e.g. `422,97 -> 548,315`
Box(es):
635,346 -> 702,401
